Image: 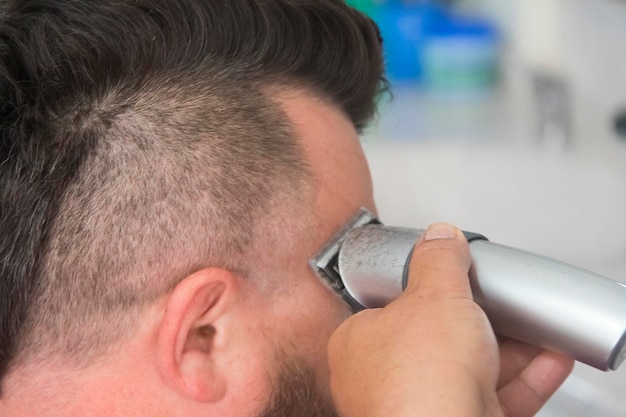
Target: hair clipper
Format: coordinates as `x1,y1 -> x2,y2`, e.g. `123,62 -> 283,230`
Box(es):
310,207 -> 626,371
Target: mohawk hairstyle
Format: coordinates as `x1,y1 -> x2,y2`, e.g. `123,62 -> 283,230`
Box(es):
0,0 -> 385,388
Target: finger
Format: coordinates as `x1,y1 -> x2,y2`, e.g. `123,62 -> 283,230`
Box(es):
497,350 -> 574,417
497,338 -> 542,389
405,223 -> 472,300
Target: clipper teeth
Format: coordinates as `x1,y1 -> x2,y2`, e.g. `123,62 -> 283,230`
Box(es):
309,207 -> 379,293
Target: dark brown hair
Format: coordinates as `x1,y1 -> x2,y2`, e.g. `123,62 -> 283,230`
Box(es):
0,0 -> 385,387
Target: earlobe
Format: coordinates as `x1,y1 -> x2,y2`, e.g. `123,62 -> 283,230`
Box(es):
156,268 -> 237,403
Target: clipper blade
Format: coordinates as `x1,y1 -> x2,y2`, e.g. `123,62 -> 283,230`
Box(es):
309,207 -> 380,310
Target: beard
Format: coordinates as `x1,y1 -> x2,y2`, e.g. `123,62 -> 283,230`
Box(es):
257,354 -> 339,417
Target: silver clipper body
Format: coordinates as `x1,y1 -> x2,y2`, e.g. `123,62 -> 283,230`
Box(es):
310,208 -> 626,371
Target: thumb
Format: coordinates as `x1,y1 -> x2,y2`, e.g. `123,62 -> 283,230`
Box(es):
404,222 -> 473,301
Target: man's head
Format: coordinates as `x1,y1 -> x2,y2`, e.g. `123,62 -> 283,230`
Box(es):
0,1 -> 384,415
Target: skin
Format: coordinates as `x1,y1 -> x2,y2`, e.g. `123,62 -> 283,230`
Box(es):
0,90 -> 573,417
328,224 -> 575,417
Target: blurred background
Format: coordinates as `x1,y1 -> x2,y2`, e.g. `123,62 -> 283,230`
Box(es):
348,0 -> 626,415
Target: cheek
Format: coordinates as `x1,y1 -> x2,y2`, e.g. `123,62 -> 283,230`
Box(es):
277,277 -> 351,368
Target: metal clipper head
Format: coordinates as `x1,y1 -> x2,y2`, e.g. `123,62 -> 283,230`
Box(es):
309,207 -> 380,311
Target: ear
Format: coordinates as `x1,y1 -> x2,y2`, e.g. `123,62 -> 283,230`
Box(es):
156,267 -> 238,403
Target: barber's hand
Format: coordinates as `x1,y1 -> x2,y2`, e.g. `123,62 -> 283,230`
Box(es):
327,223 -> 574,417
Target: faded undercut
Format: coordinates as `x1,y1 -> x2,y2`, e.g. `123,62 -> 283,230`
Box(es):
0,0 -> 385,388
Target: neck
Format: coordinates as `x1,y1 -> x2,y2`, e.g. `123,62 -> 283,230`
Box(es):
1,352 -> 166,417
2,359 -> 80,416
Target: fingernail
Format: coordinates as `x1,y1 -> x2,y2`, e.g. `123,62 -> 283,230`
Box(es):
424,223 -> 458,241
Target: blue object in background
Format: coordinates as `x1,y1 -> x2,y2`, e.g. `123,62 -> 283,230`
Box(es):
374,2 -> 446,83
420,14 -> 500,98
348,1 -> 500,93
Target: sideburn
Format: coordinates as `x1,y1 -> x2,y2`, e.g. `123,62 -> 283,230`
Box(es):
258,354 -> 339,417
